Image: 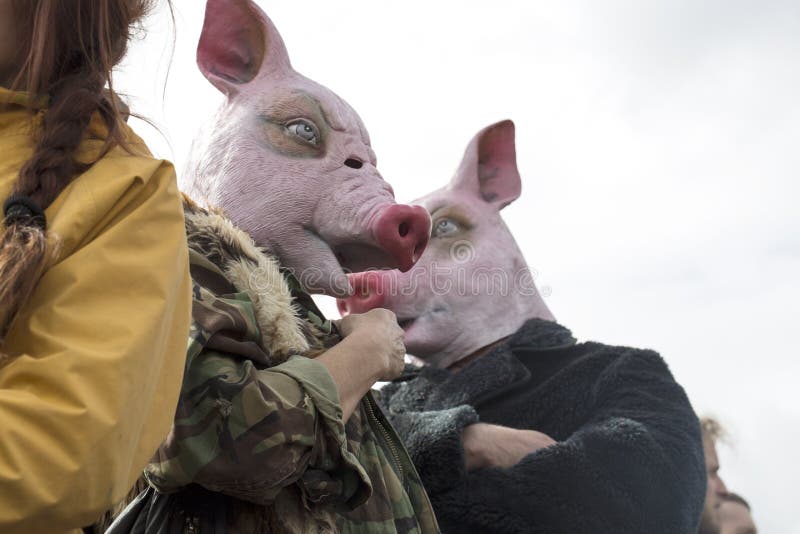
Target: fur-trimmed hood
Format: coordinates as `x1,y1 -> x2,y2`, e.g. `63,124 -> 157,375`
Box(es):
182,195 -> 328,363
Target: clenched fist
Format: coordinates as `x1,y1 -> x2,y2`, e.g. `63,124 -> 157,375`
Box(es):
337,308 -> 406,381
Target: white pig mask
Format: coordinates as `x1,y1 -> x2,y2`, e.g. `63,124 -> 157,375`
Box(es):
183,0 -> 431,297
339,120 -> 555,368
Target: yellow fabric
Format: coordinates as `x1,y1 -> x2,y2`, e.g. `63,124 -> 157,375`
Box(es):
0,89 -> 192,533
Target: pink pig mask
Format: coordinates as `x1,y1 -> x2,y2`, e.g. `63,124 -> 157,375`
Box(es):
338,120 -> 555,368
182,0 -> 430,297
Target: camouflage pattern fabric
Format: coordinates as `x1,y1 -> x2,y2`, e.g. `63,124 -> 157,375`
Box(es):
139,200 -> 438,533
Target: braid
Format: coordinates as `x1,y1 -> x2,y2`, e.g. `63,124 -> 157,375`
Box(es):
0,74 -> 108,345
18,74 -> 106,206
0,0 -> 166,353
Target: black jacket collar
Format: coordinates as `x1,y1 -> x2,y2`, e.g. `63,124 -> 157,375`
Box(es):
412,319 -> 576,410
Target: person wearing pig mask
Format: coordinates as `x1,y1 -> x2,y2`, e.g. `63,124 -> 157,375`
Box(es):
337,120 -> 706,533
107,0 -> 438,533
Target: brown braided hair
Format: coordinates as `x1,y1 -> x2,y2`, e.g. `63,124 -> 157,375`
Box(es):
0,0 -> 169,343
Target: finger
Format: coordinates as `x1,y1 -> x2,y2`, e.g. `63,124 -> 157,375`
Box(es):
374,307 -> 397,322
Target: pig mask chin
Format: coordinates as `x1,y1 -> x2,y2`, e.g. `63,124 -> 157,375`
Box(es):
338,120 -> 554,368
182,0 -> 430,297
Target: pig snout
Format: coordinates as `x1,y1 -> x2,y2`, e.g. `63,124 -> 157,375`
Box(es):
372,204 -> 431,272
337,271 -> 387,316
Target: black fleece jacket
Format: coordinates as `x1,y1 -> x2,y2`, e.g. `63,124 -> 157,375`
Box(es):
377,319 -> 706,534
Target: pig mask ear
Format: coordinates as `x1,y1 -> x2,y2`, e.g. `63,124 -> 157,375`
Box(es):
197,0 -> 291,95
450,120 -> 521,210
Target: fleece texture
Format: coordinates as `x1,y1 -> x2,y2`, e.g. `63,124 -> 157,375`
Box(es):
378,319 -> 706,534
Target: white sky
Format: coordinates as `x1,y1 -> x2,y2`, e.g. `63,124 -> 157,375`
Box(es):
116,1 -> 800,531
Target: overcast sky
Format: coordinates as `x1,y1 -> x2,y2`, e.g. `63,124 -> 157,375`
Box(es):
116,1 -> 799,531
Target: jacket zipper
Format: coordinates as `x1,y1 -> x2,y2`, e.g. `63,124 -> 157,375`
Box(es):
363,393 -> 403,481
364,393 -> 442,533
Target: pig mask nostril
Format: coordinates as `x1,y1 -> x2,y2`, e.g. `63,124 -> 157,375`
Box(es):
344,158 -> 363,169
372,204 -> 431,272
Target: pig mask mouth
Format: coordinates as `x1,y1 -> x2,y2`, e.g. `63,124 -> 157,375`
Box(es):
331,236 -> 426,275
279,203 -> 430,298
395,306 -> 447,333
397,317 -> 416,330
336,270 -> 457,358
397,306 -> 457,359
332,244 -> 399,275
326,203 -> 431,275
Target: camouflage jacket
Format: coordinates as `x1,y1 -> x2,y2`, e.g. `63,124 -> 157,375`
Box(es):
140,199 -> 438,534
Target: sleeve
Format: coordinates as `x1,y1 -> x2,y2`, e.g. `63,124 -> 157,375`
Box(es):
0,164 -> 192,533
377,384 -> 479,495
145,348 -> 371,511
431,350 -> 707,534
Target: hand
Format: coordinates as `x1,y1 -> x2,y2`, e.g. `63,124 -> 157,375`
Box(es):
336,308 -> 406,381
462,423 -> 557,471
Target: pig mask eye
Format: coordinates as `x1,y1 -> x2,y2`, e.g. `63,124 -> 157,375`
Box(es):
433,218 -> 460,238
286,119 -> 320,145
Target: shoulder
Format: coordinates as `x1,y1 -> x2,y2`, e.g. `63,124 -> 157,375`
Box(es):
578,341 -> 675,382
533,338 -> 683,408
79,141 -> 176,211
560,342 -> 698,430
59,122 -> 176,212
41,144 -> 182,268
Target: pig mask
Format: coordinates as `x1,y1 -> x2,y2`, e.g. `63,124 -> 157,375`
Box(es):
338,120 -> 555,368
182,0 -> 430,297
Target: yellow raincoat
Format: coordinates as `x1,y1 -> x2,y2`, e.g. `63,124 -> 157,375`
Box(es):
0,89 -> 192,533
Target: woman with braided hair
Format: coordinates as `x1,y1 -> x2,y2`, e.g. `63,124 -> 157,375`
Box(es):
0,1 -> 191,532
